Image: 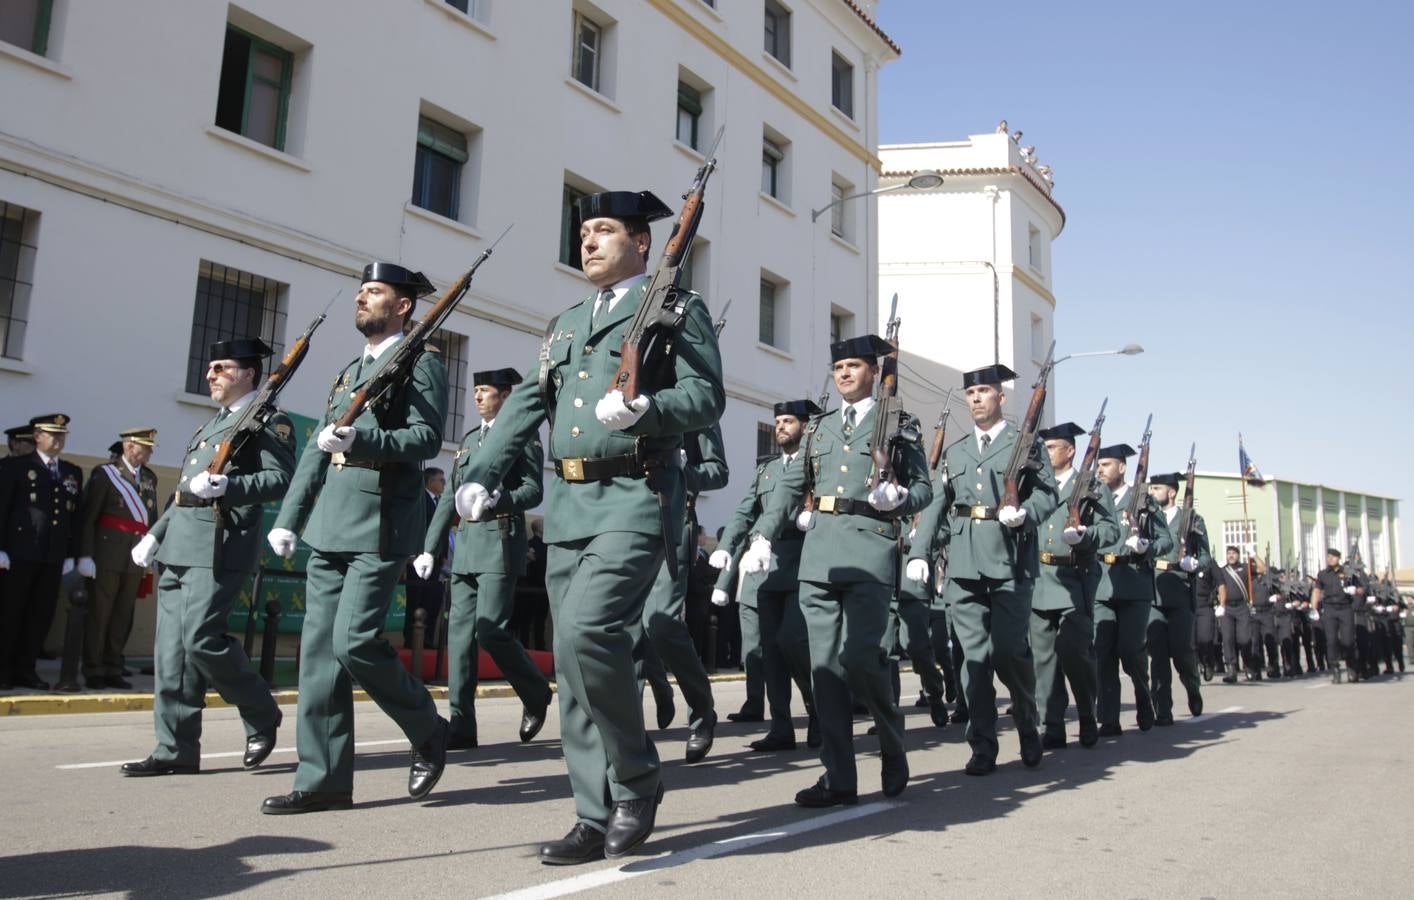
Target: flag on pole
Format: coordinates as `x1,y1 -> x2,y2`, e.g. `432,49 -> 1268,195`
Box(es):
1238,436 -> 1265,487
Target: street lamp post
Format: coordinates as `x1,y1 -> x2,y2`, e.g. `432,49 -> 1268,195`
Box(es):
810,169 -> 944,223
1054,344 -> 1144,366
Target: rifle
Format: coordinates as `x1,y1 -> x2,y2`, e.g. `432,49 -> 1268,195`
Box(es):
1001,340 -> 1056,509
800,373 -> 834,518
335,224 -> 513,429
712,298 -> 732,338
609,126 -> 723,403
1176,443 -> 1198,559
867,294 -> 903,489
816,372 -> 832,412
1122,413 -> 1154,540
1064,397 -> 1108,531
927,389 -> 954,472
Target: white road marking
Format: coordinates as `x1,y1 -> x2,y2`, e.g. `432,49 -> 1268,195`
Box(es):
56,738 -> 407,770
481,801 -> 899,900
1179,705 -> 1242,725
1306,683 -> 1331,690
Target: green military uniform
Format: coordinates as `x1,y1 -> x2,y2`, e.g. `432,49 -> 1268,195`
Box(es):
144,397 -> 292,765
275,337 -> 448,794
463,274 -> 724,833
424,399 -> 549,746
889,530 -> 947,724
1148,473 -> 1209,723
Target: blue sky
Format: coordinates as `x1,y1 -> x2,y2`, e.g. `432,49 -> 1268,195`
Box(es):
876,0 -> 1413,564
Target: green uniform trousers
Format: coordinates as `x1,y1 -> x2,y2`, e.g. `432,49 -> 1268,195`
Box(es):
85,567 -> 141,680
948,577 -> 1040,760
294,551 -> 440,793
639,540 -> 715,729
547,532 -> 662,831
799,579 -> 903,794
887,594 -> 945,703
448,572 -> 551,742
151,565 -> 280,765
755,585 -> 813,740
1148,603 -> 1202,720
1030,605 -> 1097,738
1094,597 -> 1152,728
737,583 -> 766,714
928,604 -> 963,713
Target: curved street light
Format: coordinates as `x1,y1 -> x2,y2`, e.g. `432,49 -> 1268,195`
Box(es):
1054,344 -> 1144,365
810,169 -> 944,223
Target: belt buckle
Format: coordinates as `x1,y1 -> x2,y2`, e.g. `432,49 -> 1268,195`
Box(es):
562,458 -> 585,482
971,504 -> 988,519
331,451 -> 346,470
1040,552 -> 1055,564
1102,553 -> 1117,564
1155,560 -> 1170,571
817,495 -> 837,513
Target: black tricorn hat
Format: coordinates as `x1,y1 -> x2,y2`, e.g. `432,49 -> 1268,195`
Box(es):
472,368 -> 523,388
829,334 -> 893,364
1097,443 -> 1135,461
773,399 -> 823,419
107,441 -> 124,455
209,337 -> 273,362
30,413 -> 71,434
4,425 -> 32,440
963,364 -> 1018,388
1038,422 -> 1085,443
577,191 -> 673,224
361,262 -> 436,297
1148,472 -> 1180,488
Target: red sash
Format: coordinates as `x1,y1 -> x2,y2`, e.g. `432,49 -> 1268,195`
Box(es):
98,514 -> 148,536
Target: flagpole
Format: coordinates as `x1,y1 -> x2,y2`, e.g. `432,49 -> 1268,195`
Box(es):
1239,433 -> 1254,601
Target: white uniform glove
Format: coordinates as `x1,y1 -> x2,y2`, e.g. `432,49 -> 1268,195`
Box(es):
1215,605 -> 1226,618
412,553 -> 435,580
316,424 -> 356,453
795,510 -> 813,531
1309,610 -> 1320,622
997,505 -> 1027,528
189,471 -> 229,499
1180,555 -> 1199,573
62,558 -> 75,576
1343,585 -> 1357,596
0,550 -> 8,570
1269,594 -> 1282,605
455,483 -> 492,520
906,558 -> 930,584
1061,525 -> 1086,546
268,528 -> 298,559
741,536 -> 773,574
595,390 -> 650,429
131,534 -> 159,567
710,588 -> 731,607
77,557 -> 97,578
708,549 -> 731,569
908,527 -> 917,541
676,448 -> 688,468
1124,534 -> 1150,554
867,482 -> 908,512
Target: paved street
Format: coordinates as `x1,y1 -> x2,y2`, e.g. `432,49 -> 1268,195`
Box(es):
1,672 -> 1409,899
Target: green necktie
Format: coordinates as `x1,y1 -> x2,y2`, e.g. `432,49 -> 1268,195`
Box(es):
843,406 -> 856,434
593,289 -> 614,326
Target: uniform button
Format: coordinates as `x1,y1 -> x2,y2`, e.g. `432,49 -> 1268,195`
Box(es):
571,426 -> 581,437
836,486 -> 845,494
843,445 -> 851,452
578,371 -> 589,380
584,345 -> 594,354
574,398 -> 584,408
191,458 -> 198,465
840,465 -> 848,472
976,483 -> 984,490
179,476 -> 187,484
976,467 -> 982,474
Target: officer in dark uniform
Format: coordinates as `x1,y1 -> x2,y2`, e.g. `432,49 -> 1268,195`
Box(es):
0,414 -> 84,690
1311,549 -> 1356,683
1249,555 -> 1281,679
1215,546 -> 1256,683
4,424 -> 35,461
1193,552 -> 1220,681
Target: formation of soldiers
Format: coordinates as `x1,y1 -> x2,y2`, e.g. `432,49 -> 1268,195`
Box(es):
2,182 -> 1411,868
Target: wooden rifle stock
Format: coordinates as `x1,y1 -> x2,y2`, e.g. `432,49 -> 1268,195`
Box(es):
867,294 -> 902,489
1176,444 -> 1198,558
1001,341 -> 1055,509
1064,397 -> 1108,531
927,389 -> 954,472
1123,414 -> 1154,539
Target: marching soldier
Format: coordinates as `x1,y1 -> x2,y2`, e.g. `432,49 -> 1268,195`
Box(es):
416,368 -> 551,751
1311,549 -> 1357,682
1215,545 -> 1256,683
1192,552 -> 1220,681
75,428 -> 160,690
1248,555 -> 1281,679
1146,472 -> 1207,724
263,263 -> 450,814
0,413 -> 83,690
908,364 -> 1056,774
122,341 -> 292,776
456,191 -> 724,863
890,529 -> 949,728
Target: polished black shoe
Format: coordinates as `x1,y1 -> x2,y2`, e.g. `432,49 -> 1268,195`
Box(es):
520,693 -> 550,743
604,781 -> 664,859
447,733 -> 479,751
928,695 -> 948,728
964,753 -> 996,776
106,675 -> 133,690
651,684 -> 676,731
244,728 -> 278,770
1221,672 -> 1238,684
749,733 -> 797,752
944,680 -> 957,703
1154,715 -> 1175,727
1078,717 -> 1099,748
726,705 -> 764,723
1266,667 -> 1281,680
806,712 -> 822,749
408,717 -> 448,800
540,823 -> 606,866
1020,732 -> 1043,768
1200,660 -> 1212,682
54,680 -> 82,693
866,724 -> 879,736
1098,722 -> 1123,738
949,709 -> 970,725
684,712 -> 716,764
1041,732 -> 1068,751
1187,690 -> 1203,718
121,756 -> 199,777
795,778 -> 858,808
881,752 -> 909,798
913,690 -> 928,708
1135,695 -> 1155,732
261,790 -> 353,815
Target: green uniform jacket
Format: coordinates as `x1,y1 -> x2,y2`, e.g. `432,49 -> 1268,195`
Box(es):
757,406 -> 932,584
715,453 -> 804,593
909,424 -> 1058,581
1093,484 -> 1172,603
1153,507 -> 1211,609
684,423 -> 729,496
150,410 -> 296,572
424,422 -> 544,576
78,462 -> 160,574
1031,474 -> 1121,611
463,280 -> 724,545
274,346 -> 447,556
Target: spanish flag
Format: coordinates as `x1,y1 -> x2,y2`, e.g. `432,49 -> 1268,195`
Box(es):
1238,435 -> 1265,487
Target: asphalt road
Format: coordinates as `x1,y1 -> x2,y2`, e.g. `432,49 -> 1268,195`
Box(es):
1,671 -> 1409,899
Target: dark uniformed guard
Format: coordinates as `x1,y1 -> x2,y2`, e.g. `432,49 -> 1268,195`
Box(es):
403,467 -> 446,650
1215,546 -> 1256,683
75,427 -> 160,689
418,367 -> 551,751
1248,555 -> 1281,679
751,334 -> 931,803
908,364 -> 1056,774
710,400 -> 820,751
263,263 -> 450,813
1146,472 -> 1207,724
1272,572 -> 1301,676
4,424 -> 35,460
0,413 -> 83,690
1311,549 -> 1356,683
1192,554 -> 1220,681
456,190 -> 725,863
1028,422 -> 1120,749
122,341 -> 292,775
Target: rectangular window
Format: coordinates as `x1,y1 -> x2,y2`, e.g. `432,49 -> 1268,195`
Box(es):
1222,520 -> 1257,557
0,201 -> 39,361
764,0 -> 791,67
831,51 -> 854,118
759,279 -> 778,347
0,0 -> 52,55
445,0 -> 474,14
1301,522 -> 1317,575
214,26 -> 293,151
756,422 -> 776,458
185,262 -> 286,395
679,237 -> 708,296
412,116 -> 468,220
830,312 -> 845,345
829,181 -> 848,239
571,11 -> 602,92
559,182 -> 590,270
1028,224 -> 1042,270
762,138 -> 784,199
1030,314 -> 1046,363
428,329 -> 468,439
676,81 -> 702,150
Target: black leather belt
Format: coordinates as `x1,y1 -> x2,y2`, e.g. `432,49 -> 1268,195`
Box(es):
462,512 -> 515,524
814,495 -> 895,522
1101,552 -> 1139,565
554,453 -> 646,482
330,452 -> 379,471
173,491 -> 213,508
953,503 -> 997,520
1154,559 -> 1178,572
1039,552 -> 1079,567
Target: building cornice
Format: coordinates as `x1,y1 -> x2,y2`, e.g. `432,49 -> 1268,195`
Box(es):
838,0 -> 901,55
882,165 -> 1066,232
1194,471 -> 1401,503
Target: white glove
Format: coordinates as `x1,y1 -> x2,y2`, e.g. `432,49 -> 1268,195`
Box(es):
906,558 -> 930,584
1269,594 -> 1282,605
455,483 -> 492,520
1215,605 -> 1226,618
62,558 -> 75,576
77,557 -> 97,578
268,528 -> 298,559
1180,555 -> 1199,573
997,505 -> 1027,528
708,549 -> 731,569
1309,610 -> 1320,622
867,482 -> 908,512
595,390 -> 650,429
1343,585 -> 1356,596
131,534 -> 159,567
676,448 -> 688,469
316,424 -> 356,453
189,471 -> 229,499
0,550 -> 8,570
1061,525 -> 1086,546
795,510 -> 813,531
908,527 -> 917,541
710,588 -> 731,607
1285,602 -> 1294,610
1124,534 -> 1151,554
741,536 -> 773,574
412,553 -> 435,580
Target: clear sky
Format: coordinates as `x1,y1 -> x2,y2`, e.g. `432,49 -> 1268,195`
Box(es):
875,0 -> 1413,565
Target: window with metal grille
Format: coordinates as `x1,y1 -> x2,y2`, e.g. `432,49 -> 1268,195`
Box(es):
756,422 -> 777,459
0,0 -> 52,55
831,51 -> 853,118
412,116 -> 468,220
676,82 -> 701,149
0,201 -> 38,361
764,0 -> 790,67
1222,520 -> 1257,557
559,182 -> 590,269
215,26 -> 293,151
571,11 -> 602,92
427,328 -> 468,439
185,262 -> 286,395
